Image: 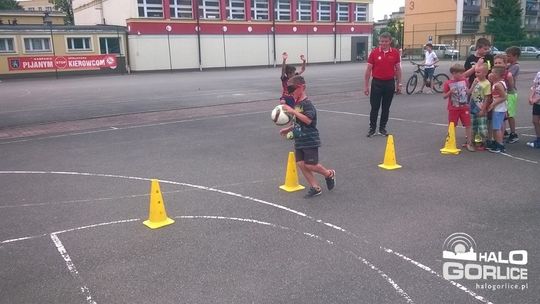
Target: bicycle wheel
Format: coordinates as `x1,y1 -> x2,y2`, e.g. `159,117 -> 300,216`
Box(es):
432,73 -> 449,93
406,74 -> 418,95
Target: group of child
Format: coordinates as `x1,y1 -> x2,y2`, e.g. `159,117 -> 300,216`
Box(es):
443,38 -> 540,153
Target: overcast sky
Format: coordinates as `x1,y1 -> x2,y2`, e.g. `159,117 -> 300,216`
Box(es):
373,0 -> 405,21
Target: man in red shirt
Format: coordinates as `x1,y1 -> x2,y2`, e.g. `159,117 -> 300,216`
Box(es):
364,32 -> 402,137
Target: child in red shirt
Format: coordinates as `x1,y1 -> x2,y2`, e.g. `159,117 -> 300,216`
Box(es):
443,63 -> 474,152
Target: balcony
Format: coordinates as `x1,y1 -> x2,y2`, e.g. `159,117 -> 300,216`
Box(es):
462,21 -> 480,33
463,4 -> 481,15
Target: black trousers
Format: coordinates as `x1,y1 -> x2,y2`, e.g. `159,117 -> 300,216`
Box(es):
369,78 -> 395,130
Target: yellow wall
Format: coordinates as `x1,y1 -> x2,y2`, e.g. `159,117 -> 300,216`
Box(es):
404,0 -> 457,49
0,30 -> 126,75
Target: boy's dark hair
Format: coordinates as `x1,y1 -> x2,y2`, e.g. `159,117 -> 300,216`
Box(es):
285,65 -> 296,76
494,54 -> 508,63
476,38 -> 491,48
289,75 -> 306,86
425,43 -> 433,48
450,63 -> 465,74
506,46 -> 521,57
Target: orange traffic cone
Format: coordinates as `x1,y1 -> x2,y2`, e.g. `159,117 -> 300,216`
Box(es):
440,122 -> 461,155
143,179 -> 175,229
279,152 -> 305,192
378,135 -> 402,170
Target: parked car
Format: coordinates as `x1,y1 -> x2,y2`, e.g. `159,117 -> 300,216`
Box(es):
468,45 -> 505,56
519,46 -> 540,58
430,44 -> 460,58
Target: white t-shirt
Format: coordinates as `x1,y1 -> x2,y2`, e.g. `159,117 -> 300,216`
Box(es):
424,51 -> 438,68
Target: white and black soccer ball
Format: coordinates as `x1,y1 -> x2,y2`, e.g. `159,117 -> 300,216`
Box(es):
271,105 -> 292,126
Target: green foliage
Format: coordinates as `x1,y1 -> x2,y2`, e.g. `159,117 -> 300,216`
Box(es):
0,0 -> 22,10
486,0 -> 525,42
50,0 -> 74,25
373,19 -> 404,48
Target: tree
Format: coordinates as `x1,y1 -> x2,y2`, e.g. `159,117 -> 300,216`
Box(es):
0,0 -> 23,10
50,0 -> 74,25
486,0 -> 525,42
374,19 -> 404,48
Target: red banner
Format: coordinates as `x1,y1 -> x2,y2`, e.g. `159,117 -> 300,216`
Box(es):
8,55 -> 118,71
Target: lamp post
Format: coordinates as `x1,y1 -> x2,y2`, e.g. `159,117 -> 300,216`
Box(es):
165,25 -> 172,72
43,12 -> 58,79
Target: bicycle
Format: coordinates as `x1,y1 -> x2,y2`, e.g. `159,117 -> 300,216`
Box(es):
405,61 -> 449,95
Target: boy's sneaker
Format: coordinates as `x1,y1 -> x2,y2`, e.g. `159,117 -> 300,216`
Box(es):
486,140 -> 496,150
506,133 -> 519,144
325,170 -> 336,190
503,130 -> 510,138
379,128 -> 388,136
366,128 -> 376,137
526,140 -> 540,148
488,143 -> 505,153
304,187 -> 322,198
466,144 -> 475,152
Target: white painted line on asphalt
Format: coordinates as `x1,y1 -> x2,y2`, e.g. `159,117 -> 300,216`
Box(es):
0,170 -> 489,303
52,218 -> 140,235
382,247 -> 493,304
50,233 -> 97,304
1,234 -> 47,244
318,109 -> 539,165
318,109 -> 448,127
176,216 -> 415,304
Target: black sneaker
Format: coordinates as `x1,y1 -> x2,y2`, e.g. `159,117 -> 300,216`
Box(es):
379,128 -> 388,136
304,187 -> 322,198
325,170 -> 336,190
506,133 -> 519,144
503,130 -> 510,138
366,128 -> 376,137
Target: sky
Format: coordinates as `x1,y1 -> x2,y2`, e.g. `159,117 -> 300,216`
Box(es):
373,0 -> 405,21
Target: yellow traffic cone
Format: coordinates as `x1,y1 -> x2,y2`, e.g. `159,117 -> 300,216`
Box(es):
143,179 -> 175,229
378,135 -> 402,170
440,122 -> 461,155
279,152 -> 305,192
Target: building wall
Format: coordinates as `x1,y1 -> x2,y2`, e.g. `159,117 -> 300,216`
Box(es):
18,0 -> 55,12
0,12 -> 65,25
0,27 -> 127,76
77,0 -> 374,72
73,0 -> 135,26
404,0 -> 457,49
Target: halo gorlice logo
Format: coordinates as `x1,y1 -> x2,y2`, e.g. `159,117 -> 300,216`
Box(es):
442,233 -> 528,285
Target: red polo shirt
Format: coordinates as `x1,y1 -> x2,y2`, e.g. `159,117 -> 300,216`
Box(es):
368,47 -> 401,81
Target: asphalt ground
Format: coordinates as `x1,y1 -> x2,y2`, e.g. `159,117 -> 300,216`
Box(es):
0,60 -> 539,304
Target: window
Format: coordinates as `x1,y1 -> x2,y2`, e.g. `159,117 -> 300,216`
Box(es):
0,38 -> 14,52
336,3 -> 348,22
318,1 -> 331,22
227,0 -> 245,20
24,38 -> 51,52
100,37 -> 121,54
297,0 -> 311,21
67,37 -> 92,51
199,0 -> 220,19
28,7 -> 35,11
483,16 -> 490,23
251,0 -> 269,20
46,7 -> 52,11
170,0 -> 193,19
275,0 -> 291,21
138,0 -> 164,18
355,3 -> 367,22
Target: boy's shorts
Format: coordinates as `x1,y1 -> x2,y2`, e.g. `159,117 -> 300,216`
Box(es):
448,107 -> 471,127
280,95 -> 295,108
295,148 -> 319,165
492,111 -> 506,129
533,104 -> 540,116
507,92 -> 518,118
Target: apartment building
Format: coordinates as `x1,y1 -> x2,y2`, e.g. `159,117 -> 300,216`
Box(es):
17,0 -> 56,12
73,0 -> 374,71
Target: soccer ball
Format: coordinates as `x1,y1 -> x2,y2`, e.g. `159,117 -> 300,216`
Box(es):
271,105 -> 292,126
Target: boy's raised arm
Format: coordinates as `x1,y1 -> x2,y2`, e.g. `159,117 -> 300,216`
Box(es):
281,52 -> 288,77
298,54 -> 306,75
